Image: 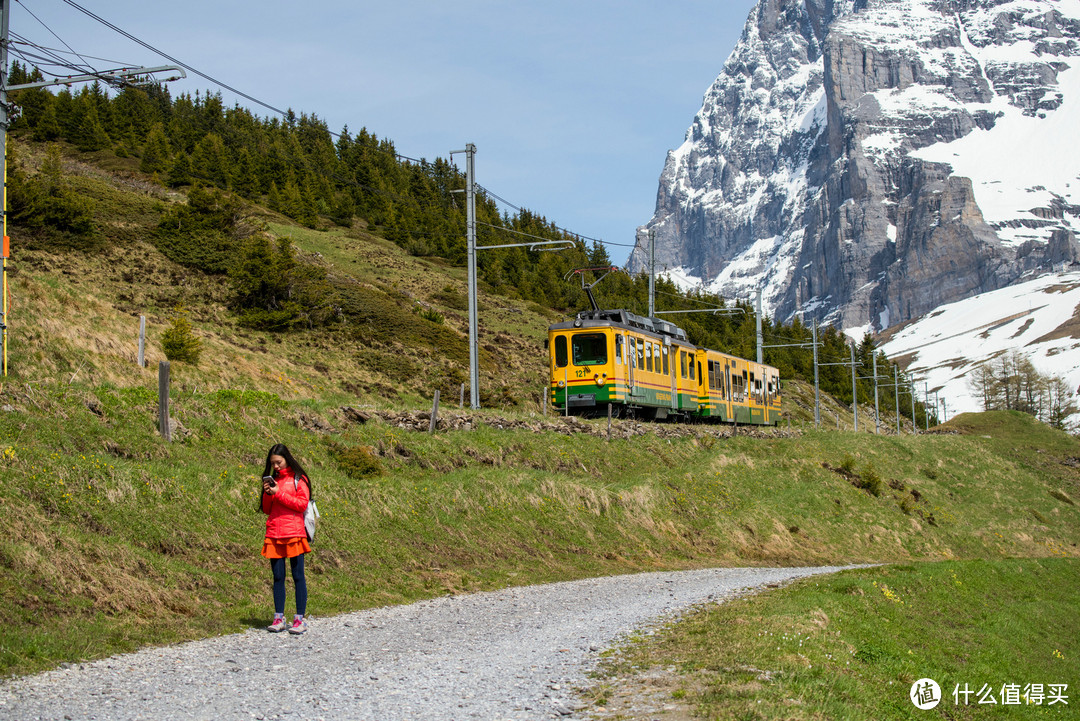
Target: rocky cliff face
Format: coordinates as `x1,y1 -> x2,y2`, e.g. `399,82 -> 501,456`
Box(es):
632,0 -> 1080,332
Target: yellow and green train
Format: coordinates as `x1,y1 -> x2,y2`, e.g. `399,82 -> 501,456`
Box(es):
548,308 -> 781,424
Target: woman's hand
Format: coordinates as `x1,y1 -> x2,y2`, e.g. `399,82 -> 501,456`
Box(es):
263,479 -> 278,496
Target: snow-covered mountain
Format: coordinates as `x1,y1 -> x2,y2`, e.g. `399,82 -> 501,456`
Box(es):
632,0 -> 1080,333
876,269 -> 1080,428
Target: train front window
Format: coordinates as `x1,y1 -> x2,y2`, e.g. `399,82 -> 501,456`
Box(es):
554,335 -> 568,368
572,333 -> 607,366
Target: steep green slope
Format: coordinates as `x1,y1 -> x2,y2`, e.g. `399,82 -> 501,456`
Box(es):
0,129 -> 1075,681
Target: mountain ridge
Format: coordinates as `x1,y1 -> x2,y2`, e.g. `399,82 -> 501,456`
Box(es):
632,0 -> 1080,334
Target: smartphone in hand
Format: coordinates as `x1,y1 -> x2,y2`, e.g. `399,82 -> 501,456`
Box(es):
263,475 -> 276,487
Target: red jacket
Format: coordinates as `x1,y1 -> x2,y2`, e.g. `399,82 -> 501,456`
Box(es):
261,468 -> 310,539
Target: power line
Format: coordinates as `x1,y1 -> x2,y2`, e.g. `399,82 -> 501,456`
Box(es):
14,0 -> 93,73
59,0 -> 292,120
45,0 -> 609,257
8,37 -> 134,68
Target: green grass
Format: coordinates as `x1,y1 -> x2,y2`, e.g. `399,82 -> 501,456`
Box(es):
587,559 -> 1079,719
0,377 -> 1077,676
1,140 -> 1078,687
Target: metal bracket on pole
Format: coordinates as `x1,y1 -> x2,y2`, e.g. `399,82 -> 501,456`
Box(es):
8,65 -> 187,92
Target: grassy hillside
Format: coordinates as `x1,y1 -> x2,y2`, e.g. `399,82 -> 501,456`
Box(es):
586,558 -> 1079,719
0,141 -> 1077,680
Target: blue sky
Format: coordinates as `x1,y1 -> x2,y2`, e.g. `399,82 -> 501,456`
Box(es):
12,0 -> 758,265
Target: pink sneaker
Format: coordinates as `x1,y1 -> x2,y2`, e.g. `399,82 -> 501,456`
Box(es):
267,617 -> 287,633
288,617 -> 307,635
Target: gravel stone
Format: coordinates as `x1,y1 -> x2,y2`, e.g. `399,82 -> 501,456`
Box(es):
0,566 -> 855,720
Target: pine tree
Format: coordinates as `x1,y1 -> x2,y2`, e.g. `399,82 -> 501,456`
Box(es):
267,182 -> 284,214
167,153 -> 193,187
74,101 -> 111,152
191,132 -> 228,188
161,306 -> 203,365
231,148 -> 260,198
32,98 -> 62,142
281,179 -> 303,220
139,123 -> 171,174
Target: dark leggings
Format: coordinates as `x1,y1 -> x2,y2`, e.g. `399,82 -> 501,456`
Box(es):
270,554 -> 307,616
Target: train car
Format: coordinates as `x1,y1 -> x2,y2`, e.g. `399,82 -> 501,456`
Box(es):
548,308 -> 781,424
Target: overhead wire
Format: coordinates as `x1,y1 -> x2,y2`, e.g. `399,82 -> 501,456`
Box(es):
14,0 -> 94,73
53,0 -> 611,251
7,39 -> 135,69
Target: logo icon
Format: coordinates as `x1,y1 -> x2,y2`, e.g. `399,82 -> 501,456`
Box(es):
911,678 -> 942,710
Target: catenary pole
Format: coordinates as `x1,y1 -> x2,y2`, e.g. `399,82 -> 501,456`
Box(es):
0,7 -> 182,377
873,353 -> 880,434
812,319 -> 820,427
894,365 -> 900,435
647,230 -> 655,318
910,376 -> 917,435
924,381 -> 930,431
756,288 -> 763,364
851,341 -> 858,432
1,0 -> 9,377
463,144 -> 479,409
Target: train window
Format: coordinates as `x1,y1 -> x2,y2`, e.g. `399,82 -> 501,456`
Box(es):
637,338 -> 645,370
615,334 -> 623,365
645,342 -> 653,373
629,340 -> 637,368
554,336 -> 568,368
571,333 -> 607,366
662,345 -> 669,375
680,351 -> 687,379
689,356 -> 695,381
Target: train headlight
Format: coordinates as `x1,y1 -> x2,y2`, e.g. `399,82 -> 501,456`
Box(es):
594,373 -> 606,387
557,380 -> 566,388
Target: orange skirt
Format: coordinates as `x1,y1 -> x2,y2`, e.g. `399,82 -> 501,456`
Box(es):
261,537 -> 311,559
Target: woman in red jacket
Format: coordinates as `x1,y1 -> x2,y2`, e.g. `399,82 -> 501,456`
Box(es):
260,443 -> 312,634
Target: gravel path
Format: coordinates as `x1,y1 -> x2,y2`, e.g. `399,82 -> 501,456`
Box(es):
0,565 -> 855,721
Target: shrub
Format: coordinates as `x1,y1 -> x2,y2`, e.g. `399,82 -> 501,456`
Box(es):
857,464 -> 884,497
161,306 -> 203,365
327,441 -> 383,479
418,308 -> 444,325
839,453 -> 857,475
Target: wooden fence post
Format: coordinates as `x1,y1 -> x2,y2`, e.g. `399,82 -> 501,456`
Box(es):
607,403 -> 612,441
429,390 -> 440,434
158,361 -> 171,442
137,315 -> 146,368
459,383 -> 465,409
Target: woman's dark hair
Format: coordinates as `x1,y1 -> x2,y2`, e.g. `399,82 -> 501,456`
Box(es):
263,443 -> 313,500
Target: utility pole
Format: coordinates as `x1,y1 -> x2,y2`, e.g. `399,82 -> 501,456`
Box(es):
1,0 -> 9,377
647,230 -> 655,318
872,354 -> 880,434
910,377 -> 917,435
894,365 -> 900,435
818,344 -> 860,431
452,144 -> 479,409
0,0 -> 184,377
756,288 -> 763,364
851,342 -> 858,432
924,381 -> 930,431
812,319 -> 820,427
